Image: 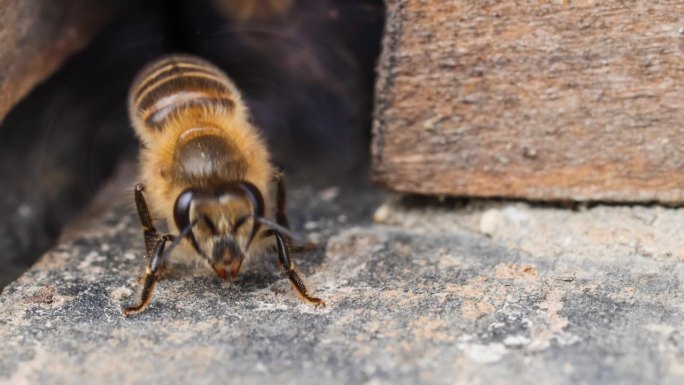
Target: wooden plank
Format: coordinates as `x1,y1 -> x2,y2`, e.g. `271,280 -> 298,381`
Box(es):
372,0 -> 684,202
0,0 -> 120,120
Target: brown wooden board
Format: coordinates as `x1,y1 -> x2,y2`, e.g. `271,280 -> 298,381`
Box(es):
0,0 -> 120,120
372,0 -> 684,202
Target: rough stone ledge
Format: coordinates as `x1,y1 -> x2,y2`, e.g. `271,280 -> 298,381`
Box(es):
1,179 -> 683,385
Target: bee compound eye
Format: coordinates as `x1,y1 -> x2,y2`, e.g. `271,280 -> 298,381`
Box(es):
173,189 -> 195,229
173,188 -> 201,252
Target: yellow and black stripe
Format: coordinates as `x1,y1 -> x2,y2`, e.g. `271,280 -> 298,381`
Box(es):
129,54 -> 236,131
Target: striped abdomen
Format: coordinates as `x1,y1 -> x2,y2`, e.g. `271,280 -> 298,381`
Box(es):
129,54 -> 238,133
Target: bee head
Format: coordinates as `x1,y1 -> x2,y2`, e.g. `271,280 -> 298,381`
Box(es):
173,182 -> 264,279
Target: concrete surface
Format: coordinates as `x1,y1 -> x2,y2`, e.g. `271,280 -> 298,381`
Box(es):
1,172 -> 683,385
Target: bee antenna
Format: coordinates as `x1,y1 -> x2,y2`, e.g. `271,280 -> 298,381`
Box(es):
160,218 -> 199,263
253,216 -> 308,245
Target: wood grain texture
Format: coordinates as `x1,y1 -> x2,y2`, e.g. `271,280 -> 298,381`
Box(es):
373,0 -> 684,202
0,0 -> 120,120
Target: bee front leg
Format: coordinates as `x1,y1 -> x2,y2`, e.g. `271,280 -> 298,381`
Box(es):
123,234 -> 173,316
123,184 -> 174,316
271,231 -> 325,308
134,184 -> 167,259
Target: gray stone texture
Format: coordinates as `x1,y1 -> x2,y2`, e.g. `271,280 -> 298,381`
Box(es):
1,172 -> 683,385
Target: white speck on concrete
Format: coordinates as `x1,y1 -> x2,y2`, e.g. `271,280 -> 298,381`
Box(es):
319,187 -> 340,202
373,202 -> 392,223
111,286 -> 133,301
480,209 -> 503,236
503,335 -> 531,347
460,343 -> 508,364
304,221 -> 318,230
78,251 -> 105,271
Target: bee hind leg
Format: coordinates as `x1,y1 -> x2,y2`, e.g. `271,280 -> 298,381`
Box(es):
271,230 -> 325,308
123,184 -> 175,316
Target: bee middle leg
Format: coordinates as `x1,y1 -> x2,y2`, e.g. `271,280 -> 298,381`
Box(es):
123,184 -> 175,316
273,171 -> 290,229
273,172 -> 315,251
271,230 -> 325,308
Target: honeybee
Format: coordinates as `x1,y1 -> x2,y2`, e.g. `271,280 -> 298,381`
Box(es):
123,54 -> 324,315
